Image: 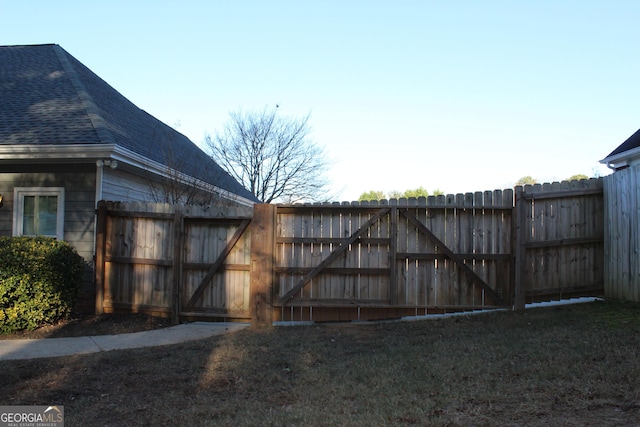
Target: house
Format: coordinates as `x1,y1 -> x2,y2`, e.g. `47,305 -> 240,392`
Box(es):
0,44 -> 258,290
600,128 -> 640,302
600,128 -> 640,171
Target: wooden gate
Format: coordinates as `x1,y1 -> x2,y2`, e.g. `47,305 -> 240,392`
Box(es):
94,202 -> 253,322
273,190 -> 514,322
180,214 -> 252,321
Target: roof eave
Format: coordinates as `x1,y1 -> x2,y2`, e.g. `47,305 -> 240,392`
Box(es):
0,143 -> 255,206
0,143 -> 117,161
109,146 -> 255,206
600,146 -> 640,170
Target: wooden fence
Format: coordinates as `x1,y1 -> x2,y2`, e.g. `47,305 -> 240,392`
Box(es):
95,202 -> 254,322
514,179 -> 605,308
272,191 -> 513,322
94,178 -> 604,325
603,166 -> 640,302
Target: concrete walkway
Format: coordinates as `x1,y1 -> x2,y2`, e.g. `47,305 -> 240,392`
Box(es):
0,322 -> 249,361
0,297 -> 600,361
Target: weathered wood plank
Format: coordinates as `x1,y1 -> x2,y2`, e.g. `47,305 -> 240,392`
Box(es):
400,209 -> 503,305
406,205 -> 418,306
278,208 -> 390,304
389,206 -> 398,305
250,204 -> 276,327
513,186 -> 527,310
185,219 -> 251,309
472,191 -> 485,306
319,210 -> 333,299
94,202 -> 108,314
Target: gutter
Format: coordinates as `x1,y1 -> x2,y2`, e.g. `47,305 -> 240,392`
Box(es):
0,143 -> 255,206
600,145 -> 640,170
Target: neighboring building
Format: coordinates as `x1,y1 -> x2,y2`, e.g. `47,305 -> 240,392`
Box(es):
0,44 -> 257,288
600,128 -> 640,171
600,128 -> 640,302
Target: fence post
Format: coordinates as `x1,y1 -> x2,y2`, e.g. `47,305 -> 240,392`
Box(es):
250,204 -> 276,328
389,205 -> 398,305
94,201 -> 107,315
513,186 -> 527,310
171,206 -> 184,325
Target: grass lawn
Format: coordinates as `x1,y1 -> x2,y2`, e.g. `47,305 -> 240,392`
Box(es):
1,300 -> 639,426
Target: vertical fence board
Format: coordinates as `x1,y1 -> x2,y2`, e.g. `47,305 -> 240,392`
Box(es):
423,205 -> 436,309
417,202 -> 429,311
514,186 -> 527,310
396,204 -> 408,305
460,193 -> 474,305
251,204 -> 275,327
330,209 -> 343,300
343,210 -> 357,300
319,210 -> 332,300
499,189 -> 513,304
472,192 -> 484,306
406,206 -> 418,306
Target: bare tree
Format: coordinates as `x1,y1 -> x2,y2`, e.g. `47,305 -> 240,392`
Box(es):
147,158 -> 226,206
146,127 -> 230,206
206,106 -> 332,203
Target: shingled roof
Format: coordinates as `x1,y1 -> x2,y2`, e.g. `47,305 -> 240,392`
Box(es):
600,128 -> 640,170
603,128 -> 640,159
0,44 -> 257,202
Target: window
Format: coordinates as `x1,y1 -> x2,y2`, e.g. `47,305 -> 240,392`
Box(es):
13,187 -> 65,240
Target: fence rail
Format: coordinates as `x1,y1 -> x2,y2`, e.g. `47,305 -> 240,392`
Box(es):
94,179 -> 605,324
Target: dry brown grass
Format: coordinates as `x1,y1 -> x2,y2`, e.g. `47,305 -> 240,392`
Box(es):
1,300 -> 639,426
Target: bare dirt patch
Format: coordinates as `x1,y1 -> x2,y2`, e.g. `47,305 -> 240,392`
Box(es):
0,312 -> 173,340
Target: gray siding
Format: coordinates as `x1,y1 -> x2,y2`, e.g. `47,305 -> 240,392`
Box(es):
101,167 -> 250,207
101,168 -> 158,202
0,163 -> 96,262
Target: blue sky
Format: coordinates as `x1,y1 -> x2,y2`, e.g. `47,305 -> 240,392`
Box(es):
1,1 -> 638,200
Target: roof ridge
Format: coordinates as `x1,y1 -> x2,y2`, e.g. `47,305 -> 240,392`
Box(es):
52,45 -> 115,145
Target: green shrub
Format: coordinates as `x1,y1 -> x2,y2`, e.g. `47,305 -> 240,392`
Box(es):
0,236 -> 85,333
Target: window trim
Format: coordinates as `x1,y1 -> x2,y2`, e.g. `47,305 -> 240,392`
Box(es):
13,187 -> 65,240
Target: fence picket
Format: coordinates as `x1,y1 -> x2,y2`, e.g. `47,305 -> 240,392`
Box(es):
461,193 -> 475,306
472,191 -> 484,306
